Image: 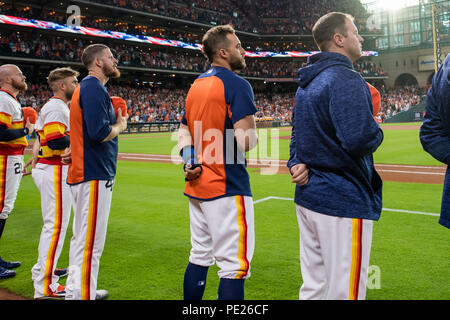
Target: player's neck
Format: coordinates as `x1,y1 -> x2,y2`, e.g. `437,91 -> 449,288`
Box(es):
52,91 -> 69,104
211,61 -> 231,71
326,47 -> 357,63
88,70 -> 109,86
0,85 -> 19,98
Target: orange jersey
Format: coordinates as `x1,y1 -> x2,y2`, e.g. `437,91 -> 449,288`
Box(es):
67,76 -> 118,185
182,67 -> 257,200
367,82 -> 381,116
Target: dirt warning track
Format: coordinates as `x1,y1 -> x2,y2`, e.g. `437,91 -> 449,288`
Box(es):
117,153 -> 446,185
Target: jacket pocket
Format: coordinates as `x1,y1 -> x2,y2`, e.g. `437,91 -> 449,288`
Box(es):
371,169 -> 383,193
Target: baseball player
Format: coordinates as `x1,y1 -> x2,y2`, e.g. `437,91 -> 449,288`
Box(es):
288,12 -> 383,300
65,44 -> 127,300
0,64 -> 34,280
420,53 -> 450,229
25,67 -> 79,298
178,25 -> 259,300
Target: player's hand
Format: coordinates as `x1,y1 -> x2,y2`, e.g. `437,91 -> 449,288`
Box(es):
61,147 -> 72,165
290,163 -> 309,186
117,108 -> 128,133
184,163 -> 202,181
25,117 -> 35,135
22,156 -> 37,176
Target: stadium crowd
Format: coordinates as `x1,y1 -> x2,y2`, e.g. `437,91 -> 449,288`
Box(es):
377,85 -> 426,121
0,31 -> 386,78
17,81 -> 424,125
1,0 -> 373,37
92,0 -> 370,35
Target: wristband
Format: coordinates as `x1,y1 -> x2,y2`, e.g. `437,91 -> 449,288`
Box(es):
180,145 -> 197,165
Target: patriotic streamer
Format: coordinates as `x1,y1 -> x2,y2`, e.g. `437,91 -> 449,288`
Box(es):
0,14 -> 379,57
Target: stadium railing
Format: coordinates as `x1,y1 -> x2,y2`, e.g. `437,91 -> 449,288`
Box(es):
126,121 -> 181,133
124,120 -> 293,133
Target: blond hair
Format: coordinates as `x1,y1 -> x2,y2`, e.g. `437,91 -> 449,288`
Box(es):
47,67 -> 79,90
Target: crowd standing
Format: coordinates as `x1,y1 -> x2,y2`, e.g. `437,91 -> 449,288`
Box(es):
16,82 -> 425,125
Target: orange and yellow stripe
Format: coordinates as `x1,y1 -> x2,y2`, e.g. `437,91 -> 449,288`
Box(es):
349,218 -> 363,300
0,155 -> 6,213
0,111 -> 12,128
235,195 -> 249,279
43,122 -> 67,141
43,165 -> 63,296
37,122 -> 67,159
81,180 -> 99,300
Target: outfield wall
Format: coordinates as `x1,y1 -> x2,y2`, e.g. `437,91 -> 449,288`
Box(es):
124,121 -> 292,133
384,100 -> 427,123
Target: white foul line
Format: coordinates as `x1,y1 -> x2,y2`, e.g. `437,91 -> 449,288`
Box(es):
375,164 -> 446,170
376,169 -> 444,176
253,196 -> 439,217
253,196 -> 293,204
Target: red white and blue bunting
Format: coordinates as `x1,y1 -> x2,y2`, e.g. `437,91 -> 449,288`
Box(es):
0,14 -> 379,57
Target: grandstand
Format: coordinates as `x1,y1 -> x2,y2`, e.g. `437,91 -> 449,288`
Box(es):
0,0 -> 447,125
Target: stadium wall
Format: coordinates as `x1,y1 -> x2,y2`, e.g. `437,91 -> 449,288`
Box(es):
372,44 -> 450,87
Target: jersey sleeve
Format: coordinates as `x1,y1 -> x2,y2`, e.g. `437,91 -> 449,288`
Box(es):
43,122 -> 67,142
0,98 -> 15,128
80,82 -> 113,142
42,109 -> 69,142
226,77 -> 257,124
329,73 -> 383,157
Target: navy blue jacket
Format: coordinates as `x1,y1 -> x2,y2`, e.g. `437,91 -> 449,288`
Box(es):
420,54 -> 450,229
288,52 -> 384,220
67,76 -> 118,185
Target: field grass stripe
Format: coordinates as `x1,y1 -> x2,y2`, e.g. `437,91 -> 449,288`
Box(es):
253,197 -> 440,216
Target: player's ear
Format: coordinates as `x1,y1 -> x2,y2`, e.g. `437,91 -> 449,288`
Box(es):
94,56 -> 102,68
4,75 -> 12,85
217,48 -> 228,60
333,32 -> 345,48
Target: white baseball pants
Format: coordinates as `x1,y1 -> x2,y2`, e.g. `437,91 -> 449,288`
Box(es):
188,195 -> 255,280
31,163 -> 72,298
296,204 -> 373,300
65,179 -> 113,300
0,155 -> 23,220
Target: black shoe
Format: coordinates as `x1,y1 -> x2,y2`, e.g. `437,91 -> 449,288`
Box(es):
0,257 -> 21,269
95,289 -> 109,300
0,266 -> 16,279
54,268 -> 68,278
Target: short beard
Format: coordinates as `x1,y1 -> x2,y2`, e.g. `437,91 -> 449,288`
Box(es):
230,57 -> 246,72
103,65 -> 121,79
64,90 -> 75,102
12,79 -> 27,92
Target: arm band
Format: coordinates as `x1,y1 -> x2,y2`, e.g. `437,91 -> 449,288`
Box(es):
180,145 -> 197,165
0,125 -> 28,142
47,136 -> 70,150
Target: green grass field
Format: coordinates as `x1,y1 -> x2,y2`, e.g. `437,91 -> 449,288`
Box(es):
1,124 -> 449,300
